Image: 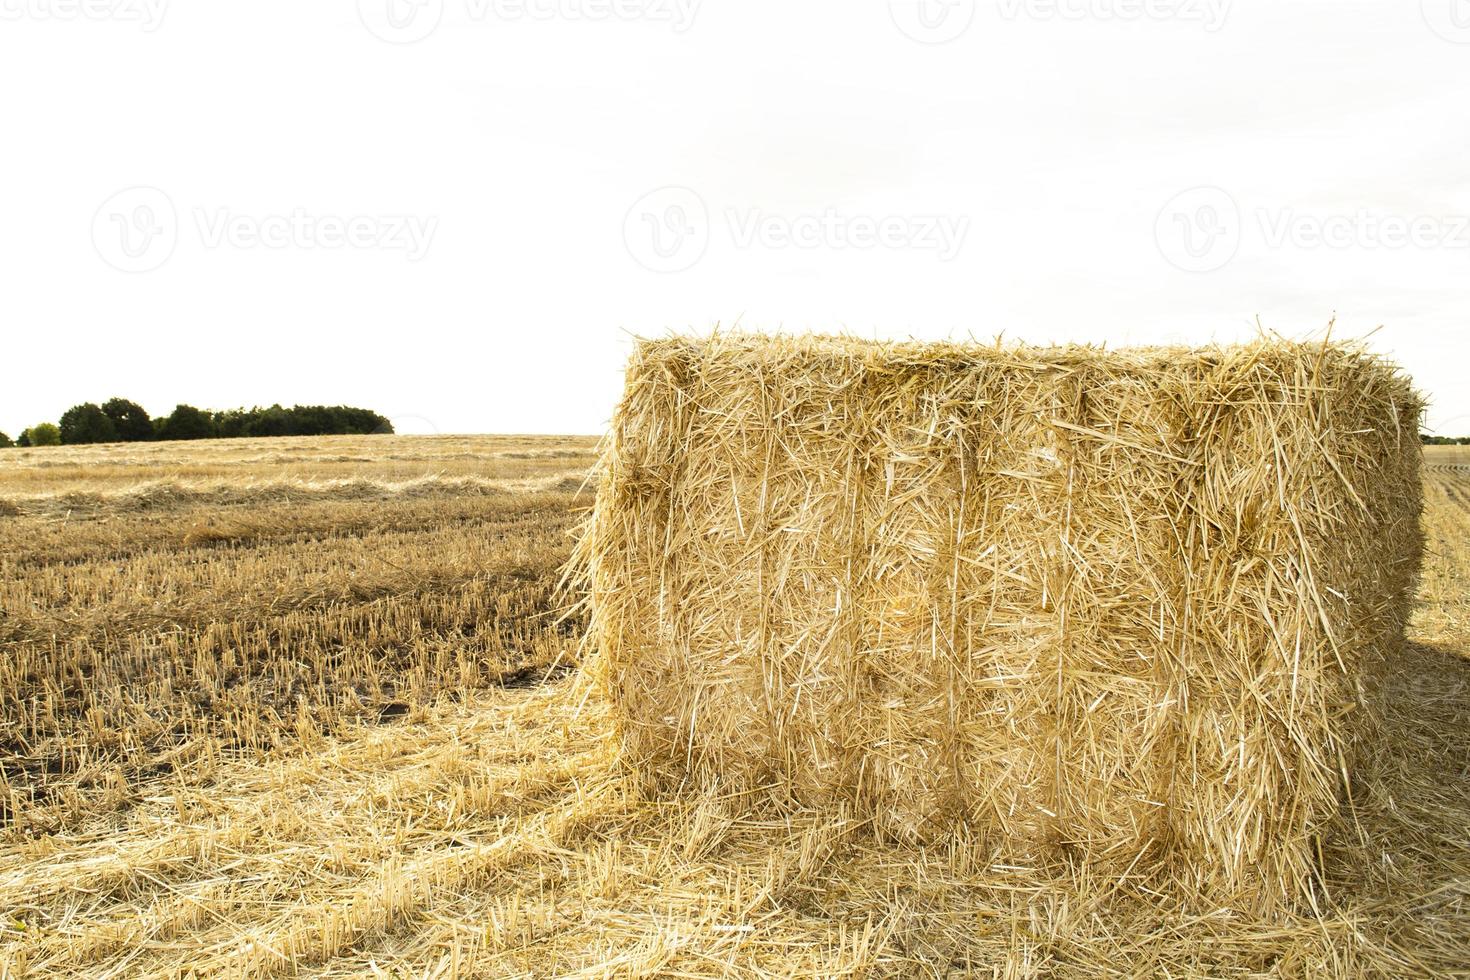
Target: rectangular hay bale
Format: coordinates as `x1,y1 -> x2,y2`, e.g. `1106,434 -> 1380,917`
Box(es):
581,335 -> 1423,911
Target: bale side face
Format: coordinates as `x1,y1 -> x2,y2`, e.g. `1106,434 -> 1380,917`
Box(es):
583,335 -> 1423,911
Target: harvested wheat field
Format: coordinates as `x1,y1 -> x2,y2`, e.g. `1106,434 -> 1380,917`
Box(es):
2,423 -> 1469,978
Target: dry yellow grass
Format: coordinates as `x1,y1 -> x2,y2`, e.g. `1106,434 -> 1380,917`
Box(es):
0,435 -> 1467,977
0,435 -> 596,839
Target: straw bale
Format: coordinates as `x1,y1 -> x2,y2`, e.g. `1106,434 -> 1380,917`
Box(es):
580,334 -> 1423,911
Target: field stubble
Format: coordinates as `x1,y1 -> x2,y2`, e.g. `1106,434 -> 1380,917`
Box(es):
0,436 -> 1466,977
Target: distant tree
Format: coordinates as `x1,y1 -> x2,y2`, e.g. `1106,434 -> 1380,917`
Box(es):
212,408 -> 250,439
292,405 -> 332,436
25,423 -> 61,447
202,404 -> 393,438
16,430 -> 30,447
156,404 -> 216,441
101,398 -> 153,442
59,403 -> 118,444
252,404 -> 295,437
335,406 -> 393,435
14,401 -> 393,445
0,431 -> 11,448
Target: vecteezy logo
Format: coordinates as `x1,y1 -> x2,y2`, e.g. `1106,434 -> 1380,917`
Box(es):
888,0 -> 975,43
0,0 -> 171,30
623,187 -> 709,273
92,186 -> 178,273
1155,186 -> 1240,273
1422,0 -> 1470,42
358,0 -> 443,43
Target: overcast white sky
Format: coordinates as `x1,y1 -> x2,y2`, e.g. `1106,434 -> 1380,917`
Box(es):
2,0 -> 1468,436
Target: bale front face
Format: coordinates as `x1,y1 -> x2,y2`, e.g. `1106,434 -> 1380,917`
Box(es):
583,335 -> 1422,910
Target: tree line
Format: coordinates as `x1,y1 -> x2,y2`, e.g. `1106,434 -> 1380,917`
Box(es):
0,400 -> 393,447
1,406 -> 1461,449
